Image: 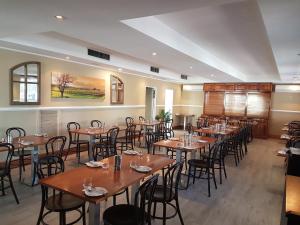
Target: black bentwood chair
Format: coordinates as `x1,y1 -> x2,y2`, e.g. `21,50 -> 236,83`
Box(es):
65,122 -> 89,163
45,136 -> 67,158
103,174 -> 159,225
151,162 -> 184,225
6,127 -> 32,181
36,155 -> 86,225
0,143 -> 19,204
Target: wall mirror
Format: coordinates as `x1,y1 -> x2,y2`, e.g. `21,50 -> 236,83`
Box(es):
110,75 -> 124,104
10,62 -> 41,105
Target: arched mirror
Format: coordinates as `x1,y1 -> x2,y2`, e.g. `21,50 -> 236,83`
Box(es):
10,62 -> 41,105
110,75 -> 124,104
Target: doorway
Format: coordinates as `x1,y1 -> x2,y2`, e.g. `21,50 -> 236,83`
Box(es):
145,87 -> 156,120
165,89 -> 173,118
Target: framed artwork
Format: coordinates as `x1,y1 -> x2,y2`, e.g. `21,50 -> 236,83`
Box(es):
110,75 -> 124,104
51,72 -> 105,99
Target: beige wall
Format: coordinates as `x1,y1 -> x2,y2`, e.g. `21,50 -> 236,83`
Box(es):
0,48 -> 181,137
269,92 -> 300,137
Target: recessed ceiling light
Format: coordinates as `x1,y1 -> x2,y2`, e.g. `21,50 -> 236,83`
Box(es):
55,15 -> 65,20
211,74 -> 215,77
189,66 -> 193,69
118,68 -> 123,72
152,52 -> 157,56
65,56 -> 70,60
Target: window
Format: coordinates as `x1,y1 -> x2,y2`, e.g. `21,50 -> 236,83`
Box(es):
165,89 -> 173,118
10,62 -> 41,105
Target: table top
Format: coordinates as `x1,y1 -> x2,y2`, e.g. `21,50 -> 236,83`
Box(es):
286,175 -> 300,216
12,135 -> 49,148
153,136 -> 216,151
70,126 -> 127,136
134,121 -> 161,126
194,126 -> 238,135
40,154 -> 174,204
175,114 -> 195,117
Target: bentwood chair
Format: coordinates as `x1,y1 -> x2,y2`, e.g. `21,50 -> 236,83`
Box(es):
117,124 -> 136,152
187,142 -> 219,197
65,122 -> 89,163
36,155 -> 86,225
125,116 -> 141,145
45,136 -> 67,158
6,127 -> 31,181
164,119 -> 174,138
151,162 -> 184,225
90,120 -> 103,128
0,143 -> 19,204
103,174 -> 159,225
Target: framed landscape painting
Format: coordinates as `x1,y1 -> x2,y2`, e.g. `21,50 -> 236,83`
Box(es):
51,73 -> 105,99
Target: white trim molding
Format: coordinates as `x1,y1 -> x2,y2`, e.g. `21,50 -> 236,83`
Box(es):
0,105 -> 145,112
271,109 -> 300,114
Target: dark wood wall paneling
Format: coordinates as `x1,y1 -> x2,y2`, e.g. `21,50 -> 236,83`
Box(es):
203,83 -> 273,138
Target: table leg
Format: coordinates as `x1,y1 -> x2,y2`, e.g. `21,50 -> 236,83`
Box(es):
89,135 -> 95,161
31,146 -> 39,186
130,181 -> 140,204
183,116 -> 187,130
176,149 -> 182,163
142,125 -> 146,148
190,150 -> 196,160
89,203 -> 101,225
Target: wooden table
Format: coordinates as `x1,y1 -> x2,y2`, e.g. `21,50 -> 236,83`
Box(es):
40,154 -> 174,225
70,126 -> 127,161
194,126 -> 238,137
12,135 -> 49,185
286,175 -> 300,224
153,136 -> 216,163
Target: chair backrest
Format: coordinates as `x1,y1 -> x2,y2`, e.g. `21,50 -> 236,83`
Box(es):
162,161 -> 183,202
206,142 -> 221,167
104,127 -> 119,157
139,116 -> 145,123
134,174 -> 159,224
125,117 -> 134,127
126,124 -> 136,143
91,120 -> 103,128
67,122 -> 80,143
6,127 -> 26,138
37,155 -> 64,201
145,130 -> 155,153
0,143 -> 14,175
45,136 -> 67,158
165,119 -> 173,130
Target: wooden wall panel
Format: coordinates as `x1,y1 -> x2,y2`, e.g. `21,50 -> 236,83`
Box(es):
224,93 -> 247,117
204,92 -> 224,115
247,93 -> 271,118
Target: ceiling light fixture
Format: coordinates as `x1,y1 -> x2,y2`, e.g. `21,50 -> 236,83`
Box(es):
65,56 -> 70,60
118,68 -> 123,72
211,74 -> 215,77
189,66 -> 193,69
55,15 -> 65,20
152,52 -> 157,56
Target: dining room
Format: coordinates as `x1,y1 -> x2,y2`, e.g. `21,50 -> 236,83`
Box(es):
1,1 -> 300,225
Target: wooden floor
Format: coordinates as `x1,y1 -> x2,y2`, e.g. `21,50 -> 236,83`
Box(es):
0,137 -> 286,225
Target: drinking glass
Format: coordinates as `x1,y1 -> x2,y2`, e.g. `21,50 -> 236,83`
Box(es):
83,177 -> 93,191
130,160 -> 137,169
102,162 -> 109,169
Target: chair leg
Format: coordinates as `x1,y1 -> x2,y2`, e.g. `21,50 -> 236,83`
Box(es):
113,195 -> 116,206
77,144 -> 81,164
8,174 -> 19,204
59,212 -> 66,225
82,204 -> 86,225
186,165 -> 192,189
212,167 -> 217,189
207,170 -> 211,197
19,157 -> 23,181
223,158 -> 227,178
192,167 -> 196,184
36,200 -> 45,225
163,202 -> 167,225
126,188 -> 129,204
175,197 -> 185,225
1,177 -> 5,196
152,201 -> 157,217
64,143 -> 71,161
219,162 -> 222,184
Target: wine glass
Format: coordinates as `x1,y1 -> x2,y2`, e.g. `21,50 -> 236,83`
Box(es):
83,177 -> 93,191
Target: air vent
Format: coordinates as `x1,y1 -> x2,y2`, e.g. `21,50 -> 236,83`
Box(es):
181,74 -> 188,80
150,66 -> 159,73
88,49 -> 110,61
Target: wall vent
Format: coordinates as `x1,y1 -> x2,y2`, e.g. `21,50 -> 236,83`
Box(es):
181,74 -> 188,80
150,66 -> 159,73
88,49 -> 110,60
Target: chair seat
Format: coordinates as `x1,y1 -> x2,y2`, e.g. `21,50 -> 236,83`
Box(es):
13,149 -> 32,157
152,185 -> 175,202
103,204 -> 144,225
45,193 -> 85,212
188,159 -> 208,168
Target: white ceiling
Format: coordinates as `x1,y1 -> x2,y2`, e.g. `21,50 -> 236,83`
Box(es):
0,0 -> 299,83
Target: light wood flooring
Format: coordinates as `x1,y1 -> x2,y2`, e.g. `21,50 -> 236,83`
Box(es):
0,137 -> 286,225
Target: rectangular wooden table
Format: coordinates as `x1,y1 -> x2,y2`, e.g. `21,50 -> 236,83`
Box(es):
70,126 -> 127,161
12,135 -> 49,185
153,136 -> 217,163
134,121 -> 161,147
194,126 -> 238,137
285,175 -> 300,224
40,154 -> 174,225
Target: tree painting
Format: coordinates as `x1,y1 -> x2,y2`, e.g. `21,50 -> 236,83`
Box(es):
51,72 -> 105,99
56,73 -> 74,98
